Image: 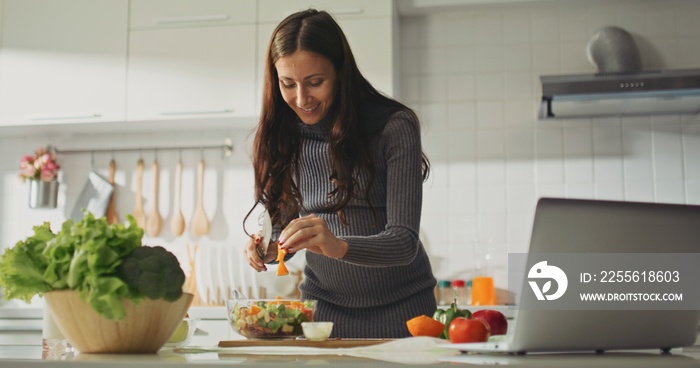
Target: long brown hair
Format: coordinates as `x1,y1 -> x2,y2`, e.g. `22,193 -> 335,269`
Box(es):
251,9 -> 430,227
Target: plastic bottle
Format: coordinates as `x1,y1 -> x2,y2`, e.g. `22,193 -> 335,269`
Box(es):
436,280 -> 452,306
465,280 -> 473,306
451,279 -> 468,306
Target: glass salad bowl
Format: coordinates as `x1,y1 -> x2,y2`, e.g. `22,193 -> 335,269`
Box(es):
226,299 -> 316,339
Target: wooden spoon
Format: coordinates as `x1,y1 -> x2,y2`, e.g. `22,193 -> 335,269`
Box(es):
191,159 -> 210,237
132,159 -> 146,229
145,159 -> 162,237
170,160 -> 186,237
105,159 -> 119,224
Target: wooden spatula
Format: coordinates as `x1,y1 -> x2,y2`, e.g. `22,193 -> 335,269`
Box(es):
191,159 -> 210,237
170,160 -> 185,237
105,159 -> 119,224
145,159 -> 162,237
132,159 -> 146,229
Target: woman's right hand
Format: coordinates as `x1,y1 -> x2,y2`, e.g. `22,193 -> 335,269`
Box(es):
244,233 -> 277,272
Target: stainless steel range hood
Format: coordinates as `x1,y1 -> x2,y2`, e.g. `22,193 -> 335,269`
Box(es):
539,68 -> 700,119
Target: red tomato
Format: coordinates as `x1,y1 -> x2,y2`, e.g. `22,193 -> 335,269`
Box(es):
448,317 -> 490,343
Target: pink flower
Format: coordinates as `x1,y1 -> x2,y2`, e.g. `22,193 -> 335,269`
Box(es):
19,147 -> 60,182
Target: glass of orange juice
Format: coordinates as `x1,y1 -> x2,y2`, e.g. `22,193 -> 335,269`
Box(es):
471,238 -> 496,305
471,276 -> 497,305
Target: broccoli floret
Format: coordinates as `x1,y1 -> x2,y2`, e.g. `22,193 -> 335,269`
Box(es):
116,246 -> 185,302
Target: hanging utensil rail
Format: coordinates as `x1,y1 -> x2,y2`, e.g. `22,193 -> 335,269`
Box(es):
50,138 -> 233,158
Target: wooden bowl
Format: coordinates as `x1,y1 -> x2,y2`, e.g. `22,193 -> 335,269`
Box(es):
45,290 -> 193,354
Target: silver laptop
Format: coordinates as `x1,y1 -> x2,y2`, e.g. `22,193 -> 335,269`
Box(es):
445,197 -> 700,354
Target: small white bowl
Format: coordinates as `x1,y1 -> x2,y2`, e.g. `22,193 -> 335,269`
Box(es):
302,322 -> 334,341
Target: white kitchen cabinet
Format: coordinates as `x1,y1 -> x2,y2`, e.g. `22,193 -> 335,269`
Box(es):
130,0 -> 255,29
126,1 -> 257,122
258,0 -> 392,24
0,0 -> 128,127
126,25 -> 256,121
255,0 -> 397,111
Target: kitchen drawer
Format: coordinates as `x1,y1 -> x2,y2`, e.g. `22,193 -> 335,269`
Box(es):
258,0 -> 392,24
130,0 -> 256,29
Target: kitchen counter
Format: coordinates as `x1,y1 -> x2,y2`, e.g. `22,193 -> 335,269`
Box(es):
0,341 -> 699,367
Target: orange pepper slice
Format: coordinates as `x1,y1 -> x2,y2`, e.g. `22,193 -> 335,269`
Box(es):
406,315 -> 445,337
249,304 -> 261,315
276,244 -> 289,276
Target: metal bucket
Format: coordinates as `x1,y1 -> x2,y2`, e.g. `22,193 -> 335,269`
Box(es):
28,180 -> 59,209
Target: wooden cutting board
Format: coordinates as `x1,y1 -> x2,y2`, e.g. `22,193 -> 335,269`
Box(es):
218,339 -> 392,348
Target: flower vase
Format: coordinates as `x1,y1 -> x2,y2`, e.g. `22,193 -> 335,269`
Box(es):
28,180 -> 59,209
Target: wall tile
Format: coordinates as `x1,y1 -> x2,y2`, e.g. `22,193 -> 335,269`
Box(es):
507,184 -> 536,213
476,101 -> 505,128
530,8 -> 559,43
502,11 -> 530,44
565,183 -> 594,199
401,48 -> 421,76
445,12 -> 476,47
421,47 -> 448,75
475,74 -> 505,101
532,43 -> 561,72
505,100 -> 537,128
507,160 -> 535,186
474,11 -> 503,45
447,74 -> 476,102
652,123 -> 684,181
400,16 -> 423,49
505,73 -> 534,99
622,125 -> 654,184
447,102 -> 477,131
400,76 -> 421,103
423,14 -> 449,48
687,180 -> 700,205
419,75 -> 448,102
448,131 -> 477,161
595,181 -> 625,200
448,184 -> 477,215
505,45 -> 532,72
683,123 -> 700,179
675,1 -> 700,36
624,180 -> 655,202
507,212 -> 535,252
646,6 -> 677,38
447,47 -> 476,74
475,46 -> 505,73
560,41 -> 593,73
559,7 -> 590,42
655,180 -> 686,204
477,159 -> 506,186
677,37 -> 700,68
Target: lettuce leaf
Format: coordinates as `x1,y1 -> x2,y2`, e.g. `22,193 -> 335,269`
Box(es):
0,223 -> 55,302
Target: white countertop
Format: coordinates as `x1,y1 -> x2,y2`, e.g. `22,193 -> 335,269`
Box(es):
0,342 -> 698,367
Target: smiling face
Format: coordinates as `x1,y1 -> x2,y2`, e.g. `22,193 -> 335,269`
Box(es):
275,51 -> 337,125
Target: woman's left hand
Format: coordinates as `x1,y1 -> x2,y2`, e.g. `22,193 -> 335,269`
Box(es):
278,214 -> 348,259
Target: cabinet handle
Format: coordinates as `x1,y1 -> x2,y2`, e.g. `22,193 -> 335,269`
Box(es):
156,14 -> 230,24
160,109 -> 233,116
28,113 -> 101,121
328,7 -> 364,15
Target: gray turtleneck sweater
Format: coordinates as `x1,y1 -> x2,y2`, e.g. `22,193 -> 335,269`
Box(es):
288,110 -> 437,338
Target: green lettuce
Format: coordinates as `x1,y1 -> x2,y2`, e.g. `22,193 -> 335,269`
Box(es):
0,222 -> 55,302
0,212 -> 145,320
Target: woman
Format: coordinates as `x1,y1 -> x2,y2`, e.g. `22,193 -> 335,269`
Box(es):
244,9 -> 436,338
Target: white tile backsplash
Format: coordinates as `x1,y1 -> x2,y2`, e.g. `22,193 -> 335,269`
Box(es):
402,0 -> 700,291
2,0 -> 700,299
